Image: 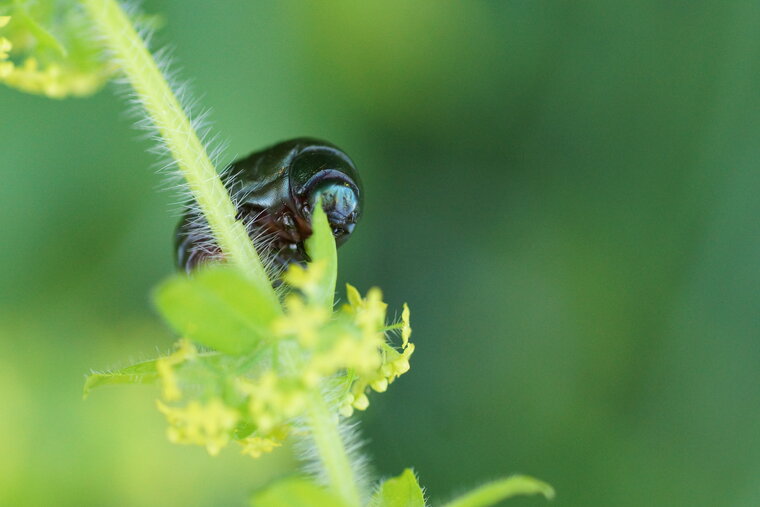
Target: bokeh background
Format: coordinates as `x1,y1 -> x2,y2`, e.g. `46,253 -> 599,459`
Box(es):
2,1 -> 760,505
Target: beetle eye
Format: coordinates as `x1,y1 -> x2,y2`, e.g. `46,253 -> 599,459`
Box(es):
310,182 -> 359,237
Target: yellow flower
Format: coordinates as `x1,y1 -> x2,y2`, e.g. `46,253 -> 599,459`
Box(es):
343,285 -> 389,335
241,426 -> 289,458
239,436 -> 282,458
379,342 -> 415,384
352,393 -> 369,411
338,394 -> 355,417
275,295 -> 330,347
239,424 -> 288,458
283,260 -> 326,301
238,373 -> 308,433
1,56 -> 107,98
391,342 -> 415,378
401,303 -> 412,347
303,331 -> 383,385
328,285 -> 416,418
370,378 -> 388,393
345,283 -> 363,309
156,339 -> 197,401
156,399 -> 239,456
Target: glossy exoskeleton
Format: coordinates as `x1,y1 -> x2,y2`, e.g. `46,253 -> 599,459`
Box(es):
175,138 -> 363,272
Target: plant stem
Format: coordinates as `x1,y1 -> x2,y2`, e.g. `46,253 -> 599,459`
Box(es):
305,391 -> 362,506
278,344 -> 361,504
82,1 -> 362,502
79,0 -> 279,311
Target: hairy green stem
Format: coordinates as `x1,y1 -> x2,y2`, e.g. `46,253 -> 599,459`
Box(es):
305,391 -> 362,506
278,343 -> 361,504
79,0 -> 279,310
81,1 -> 362,501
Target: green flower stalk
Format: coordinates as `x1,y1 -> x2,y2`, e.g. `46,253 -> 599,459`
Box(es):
2,2 -> 553,505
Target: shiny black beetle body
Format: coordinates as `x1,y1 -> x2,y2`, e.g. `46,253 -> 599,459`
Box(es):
176,138 -> 363,272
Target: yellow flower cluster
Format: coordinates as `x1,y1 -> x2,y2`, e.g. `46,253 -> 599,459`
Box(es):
279,265 -> 414,418
281,260 -> 328,302
156,338 -> 197,401
1,56 -> 108,98
157,347 -> 293,457
237,372 -> 309,433
0,14 -> 111,98
337,292 -> 414,417
239,434 -> 282,459
152,262 -> 413,458
156,399 -> 239,456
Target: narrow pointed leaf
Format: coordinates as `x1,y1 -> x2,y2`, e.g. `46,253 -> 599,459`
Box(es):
83,359 -> 159,398
442,475 -> 554,507
305,200 -> 338,309
250,476 -> 348,507
370,469 -> 425,507
153,265 -> 281,355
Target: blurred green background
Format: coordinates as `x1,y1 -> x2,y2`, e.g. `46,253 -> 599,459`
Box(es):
2,1 -> 760,505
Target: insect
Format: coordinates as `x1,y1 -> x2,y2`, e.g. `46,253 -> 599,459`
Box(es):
175,138 -> 363,273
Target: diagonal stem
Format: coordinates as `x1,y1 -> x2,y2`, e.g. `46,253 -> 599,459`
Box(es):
79,0 -> 279,311
305,390 -> 362,506
81,2 -> 362,503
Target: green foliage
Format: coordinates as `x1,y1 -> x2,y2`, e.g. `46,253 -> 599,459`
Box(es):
302,196 -> 338,308
153,265 -> 281,355
85,205 -> 417,490
369,469 -> 425,507
83,358 -> 159,399
249,470 -> 553,507
251,476 -> 349,507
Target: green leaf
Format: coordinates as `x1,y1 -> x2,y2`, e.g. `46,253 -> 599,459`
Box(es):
369,469 -> 426,507
153,265 -> 282,355
442,475 -> 555,507
250,476 -> 349,507
305,199 -> 338,309
12,4 -> 68,57
83,359 -> 159,399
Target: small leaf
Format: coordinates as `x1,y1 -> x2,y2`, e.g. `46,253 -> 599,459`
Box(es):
370,469 -> 425,507
250,476 -> 348,507
83,359 -> 159,398
304,199 -> 338,309
13,6 -> 68,57
154,265 -> 281,355
442,475 -> 554,507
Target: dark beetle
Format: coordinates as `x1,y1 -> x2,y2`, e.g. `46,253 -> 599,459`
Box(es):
175,138 -> 363,272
